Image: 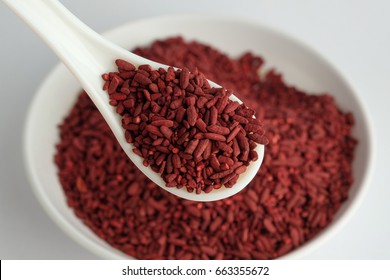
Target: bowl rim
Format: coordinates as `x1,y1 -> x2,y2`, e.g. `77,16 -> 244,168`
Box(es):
23,13 -> 375,259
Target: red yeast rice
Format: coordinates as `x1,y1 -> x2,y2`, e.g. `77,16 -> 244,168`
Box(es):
55,36 -> 357,259
101,62 -> 265,193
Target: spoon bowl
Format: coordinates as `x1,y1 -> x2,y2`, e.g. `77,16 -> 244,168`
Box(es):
4,0 -> 264,201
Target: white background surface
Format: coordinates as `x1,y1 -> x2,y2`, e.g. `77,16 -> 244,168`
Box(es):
0,0 -> 388,259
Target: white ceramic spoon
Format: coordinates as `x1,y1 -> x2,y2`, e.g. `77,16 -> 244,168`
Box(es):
3,0 -> 264,201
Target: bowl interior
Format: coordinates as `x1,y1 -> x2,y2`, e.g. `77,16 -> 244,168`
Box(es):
24,15 -> 372,259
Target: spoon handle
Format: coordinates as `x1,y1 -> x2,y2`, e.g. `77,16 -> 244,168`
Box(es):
2,0 -> 146,76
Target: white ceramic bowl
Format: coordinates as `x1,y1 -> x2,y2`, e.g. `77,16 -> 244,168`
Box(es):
24,15 -> 374,259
